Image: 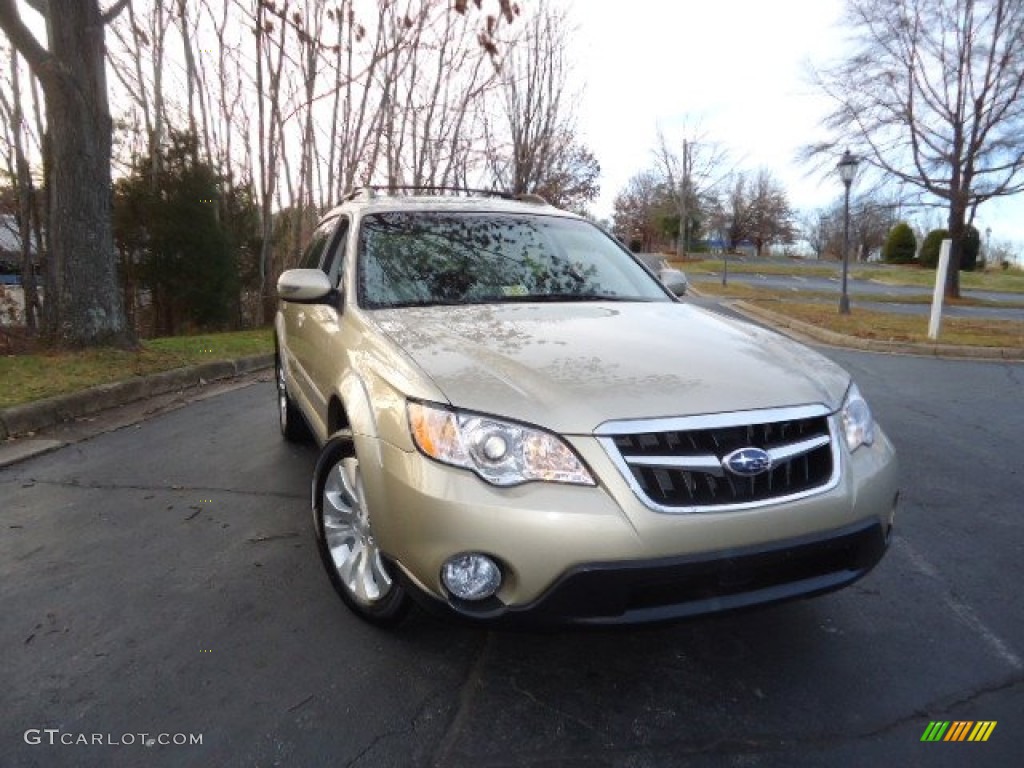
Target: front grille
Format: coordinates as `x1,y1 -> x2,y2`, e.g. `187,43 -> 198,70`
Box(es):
599,407 -> 838,512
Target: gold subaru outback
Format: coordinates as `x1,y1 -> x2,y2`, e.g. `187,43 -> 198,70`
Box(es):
275,188 -> 899,627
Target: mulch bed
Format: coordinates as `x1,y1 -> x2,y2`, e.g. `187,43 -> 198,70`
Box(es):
0,326 -> 41,356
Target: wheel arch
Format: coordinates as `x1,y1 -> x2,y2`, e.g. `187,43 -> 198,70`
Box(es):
335,369 -> 383,442
327,396 -> 350,435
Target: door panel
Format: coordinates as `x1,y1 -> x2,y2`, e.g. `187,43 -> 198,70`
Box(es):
282,217 -> 338,414
303,218 -> 351,424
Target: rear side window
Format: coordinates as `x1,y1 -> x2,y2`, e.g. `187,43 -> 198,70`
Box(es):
299,217 -> 338,270
323,217 -> 350,286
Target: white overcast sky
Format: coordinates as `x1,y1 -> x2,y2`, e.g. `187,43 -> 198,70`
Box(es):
567,0 -> 1024,245
12,0 -> 1021,246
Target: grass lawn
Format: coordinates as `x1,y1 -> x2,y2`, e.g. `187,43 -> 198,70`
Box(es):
692,281 -> 1024,309
0,328 -> 273,409
745,300 -> 1024,349
682,259 -> 841,279
858,266 -> 1024,293
677,256 -> 1024,294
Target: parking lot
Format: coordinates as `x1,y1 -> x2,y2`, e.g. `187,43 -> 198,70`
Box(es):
2,343 -> 1021,767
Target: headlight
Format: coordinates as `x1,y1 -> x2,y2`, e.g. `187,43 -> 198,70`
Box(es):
407,401 -> 595,487
840,382 -> 875,452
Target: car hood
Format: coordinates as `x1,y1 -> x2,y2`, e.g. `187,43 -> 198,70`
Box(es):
372,302 -> 851,434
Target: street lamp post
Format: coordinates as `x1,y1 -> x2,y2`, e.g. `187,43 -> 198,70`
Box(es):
985,226 -> 992,268
836,149 -> 859,315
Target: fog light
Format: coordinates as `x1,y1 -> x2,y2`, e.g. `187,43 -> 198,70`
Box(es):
441,554 -> 502,601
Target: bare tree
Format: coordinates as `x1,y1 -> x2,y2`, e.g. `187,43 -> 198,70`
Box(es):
0,43 -> 41,329
254,0 -> 291,318
714,174 -> 752,252
532,136 -> 600,212
798,209 -> 836,260
3,0 -> 530,341
745,170 -> 796,257
176,0 -> 209,162
107,0 -> 173,183
653,124 -> 730,256
812,0 -> 1024,297
332,2 -> 392,196
849,196 -> 900,262
487,1 -> 597,208
800,192 -> 900,261
402,3 -> 499,189
453,0 -> 519,60
611,170 -> 671,252
0,0 -> 134,347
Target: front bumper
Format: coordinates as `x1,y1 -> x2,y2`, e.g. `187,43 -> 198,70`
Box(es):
359,427 -> 898,626
395,518 -> 888,626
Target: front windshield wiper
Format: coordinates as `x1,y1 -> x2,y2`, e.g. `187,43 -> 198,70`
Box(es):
369,294 -> 664,309
369,299 -> 472,309
500,293 -> 658,303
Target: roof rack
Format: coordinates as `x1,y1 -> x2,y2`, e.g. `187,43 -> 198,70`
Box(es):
339,186 -> 549,205
514,193 -> 549,205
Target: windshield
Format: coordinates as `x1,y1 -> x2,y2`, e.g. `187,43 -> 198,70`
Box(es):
357,211 -> 669,309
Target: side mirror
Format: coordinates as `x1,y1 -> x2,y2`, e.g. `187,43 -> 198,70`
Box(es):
659,267 -> 689,296
277,269 -> 333,303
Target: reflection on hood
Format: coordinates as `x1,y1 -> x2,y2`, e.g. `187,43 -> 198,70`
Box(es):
372,302 -> 850,433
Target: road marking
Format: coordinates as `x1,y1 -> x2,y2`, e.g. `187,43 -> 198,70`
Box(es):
897,538 -> 1022,670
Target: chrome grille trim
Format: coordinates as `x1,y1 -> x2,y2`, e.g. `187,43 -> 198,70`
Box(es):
623,454 -> 725,473
765,434 -> 831,464
595,404 -> 832,436
597,405 -> 841,515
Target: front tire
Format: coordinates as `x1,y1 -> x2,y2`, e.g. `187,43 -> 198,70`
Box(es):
313,434 -> 410,627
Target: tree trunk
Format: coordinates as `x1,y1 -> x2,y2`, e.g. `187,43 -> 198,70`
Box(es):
0,0 -> 133,347
45,6 -> 131,346
676,140 -> 688,258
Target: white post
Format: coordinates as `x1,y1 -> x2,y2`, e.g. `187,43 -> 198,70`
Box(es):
928,239 -> 952,340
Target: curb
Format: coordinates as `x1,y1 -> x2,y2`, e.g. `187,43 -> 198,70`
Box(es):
0,353 -> 274,441
731,301 -> 1024,361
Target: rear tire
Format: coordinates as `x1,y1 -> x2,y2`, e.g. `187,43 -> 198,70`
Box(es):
313,434 -> 410,627
276,353 -> 312,443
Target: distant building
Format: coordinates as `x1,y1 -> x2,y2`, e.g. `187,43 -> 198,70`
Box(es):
0,214 -> 40,276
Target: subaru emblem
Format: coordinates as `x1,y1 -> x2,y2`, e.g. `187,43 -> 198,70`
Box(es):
722,447 -> 773,477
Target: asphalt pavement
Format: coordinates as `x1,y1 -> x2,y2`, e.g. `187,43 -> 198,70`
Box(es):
2,340 -> 1022,766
